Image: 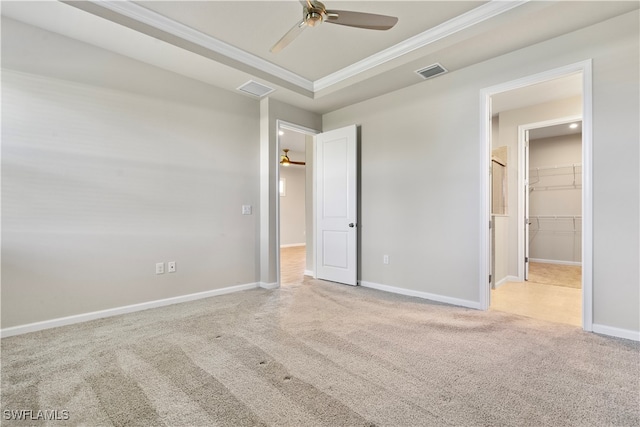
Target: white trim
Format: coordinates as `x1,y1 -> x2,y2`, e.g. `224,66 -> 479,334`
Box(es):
530,258 -> 582,267
479,60 -> 593,334
92,0 -> 313,92
304,270 -> 314,277
479,82 -> 492,312
0,282 -> 259,338
581,61 -> 594,332
280,243 -> 305,248
592,324 -> 640,342
259,282 -> 279,290
495,275 -> 520,288
314,1 -> 528,91
359,281 -> 482,310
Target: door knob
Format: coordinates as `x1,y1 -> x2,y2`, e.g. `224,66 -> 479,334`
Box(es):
348,223 -> 356,228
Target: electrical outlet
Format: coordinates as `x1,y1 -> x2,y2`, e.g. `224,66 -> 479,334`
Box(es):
168,261 -> 176,273
242,205 -> 252,215
383,255 -> 389,265
156,262 -> 165,274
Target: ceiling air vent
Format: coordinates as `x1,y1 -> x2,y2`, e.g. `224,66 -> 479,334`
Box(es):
415,63 -> 448,80
237,80 -> 275,98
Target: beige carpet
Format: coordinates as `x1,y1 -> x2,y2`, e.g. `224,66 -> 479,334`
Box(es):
528,262 -> 582,289
2,279 -> 639,426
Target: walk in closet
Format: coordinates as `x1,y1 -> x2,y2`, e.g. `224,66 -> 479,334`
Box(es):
528,129 -> 582,267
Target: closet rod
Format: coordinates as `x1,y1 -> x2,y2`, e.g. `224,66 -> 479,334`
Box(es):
529,163 -> 582,172
530,215 -> 582,219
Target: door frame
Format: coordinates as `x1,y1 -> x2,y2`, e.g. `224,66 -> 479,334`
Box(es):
517,115 -> 582,282
276,120 -> 319,287
479,60 -> 593,331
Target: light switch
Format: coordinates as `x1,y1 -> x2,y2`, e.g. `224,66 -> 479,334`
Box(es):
242,205 -> 252,215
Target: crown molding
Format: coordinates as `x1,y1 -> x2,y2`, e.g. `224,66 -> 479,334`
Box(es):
313,0 -> 528,91
91,0 -> 314,92
90,0 -> 527,95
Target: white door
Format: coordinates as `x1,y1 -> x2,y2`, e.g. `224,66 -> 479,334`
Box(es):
316,125 -> 358,286
524,130 -> 530,281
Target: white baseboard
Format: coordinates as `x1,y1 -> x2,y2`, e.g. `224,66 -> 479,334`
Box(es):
495,275 -> 519,288
259,282 -> 279,290
304,270 -> 314,277
280,243 -> 306,248
0,282 -> 259,338
592,324 -> 640,342
359,281 -> 481,310
530,258 -> 582,266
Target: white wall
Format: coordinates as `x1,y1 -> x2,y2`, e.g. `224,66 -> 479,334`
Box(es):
323,11 -> 639,332
279,163 -> 306,246
1,21 -> 260,328
529,134 -> 582,263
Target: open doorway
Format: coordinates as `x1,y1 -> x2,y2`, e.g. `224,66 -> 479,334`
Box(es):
277,123 -> 316,286
480,62 -> 593,330
492,118 -> 583,326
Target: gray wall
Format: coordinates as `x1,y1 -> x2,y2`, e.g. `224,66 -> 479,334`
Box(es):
279,164 -> 306,246
529,134 -> 582,263
1,21 -> 260,328
323,11 -> 639,332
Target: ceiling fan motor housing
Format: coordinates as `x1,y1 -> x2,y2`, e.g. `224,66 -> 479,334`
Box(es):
305,11 -> 324,26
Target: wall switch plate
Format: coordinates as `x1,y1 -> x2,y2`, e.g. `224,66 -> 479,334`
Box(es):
168,261 -> 176,273
383,255 -> 389,265
242,205 -> 252,215
156,262 -> 165,274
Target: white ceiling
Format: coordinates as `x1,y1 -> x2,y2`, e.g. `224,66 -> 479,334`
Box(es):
2,1 -> 638,114
134,1 -> 485,81
280,129 -> 307,154
530,121 -> 582,140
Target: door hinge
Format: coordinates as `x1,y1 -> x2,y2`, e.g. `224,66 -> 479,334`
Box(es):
525,257 -> 529,263
489,220 -> 492,229
489,274 -> 492,284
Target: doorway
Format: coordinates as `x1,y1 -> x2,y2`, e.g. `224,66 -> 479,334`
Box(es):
277,123 -> 315,286
275,122 -> 359,288
492,118 -> 583,326
480,61 -> 593,330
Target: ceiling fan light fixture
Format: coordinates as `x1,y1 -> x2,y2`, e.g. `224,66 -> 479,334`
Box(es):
280,148 -> 305,166
306,11 -> 324,27
271,0 -> 398,53
280,148 -> 291,166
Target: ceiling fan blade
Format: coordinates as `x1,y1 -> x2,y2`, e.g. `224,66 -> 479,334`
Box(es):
290,161 -> 306,165
324,10 -> 398,30
270,20 -> 307,53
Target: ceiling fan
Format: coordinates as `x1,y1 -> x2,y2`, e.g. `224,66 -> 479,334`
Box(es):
280,149 -> 305,166
271,0 -> 398,53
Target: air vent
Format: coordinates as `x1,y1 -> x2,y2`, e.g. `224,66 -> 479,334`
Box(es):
415,63 -> 448,80
237,80 -> 275,98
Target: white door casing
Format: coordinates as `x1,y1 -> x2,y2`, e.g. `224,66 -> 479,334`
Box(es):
316,125 -> 358,286
524,129 -> 530,281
